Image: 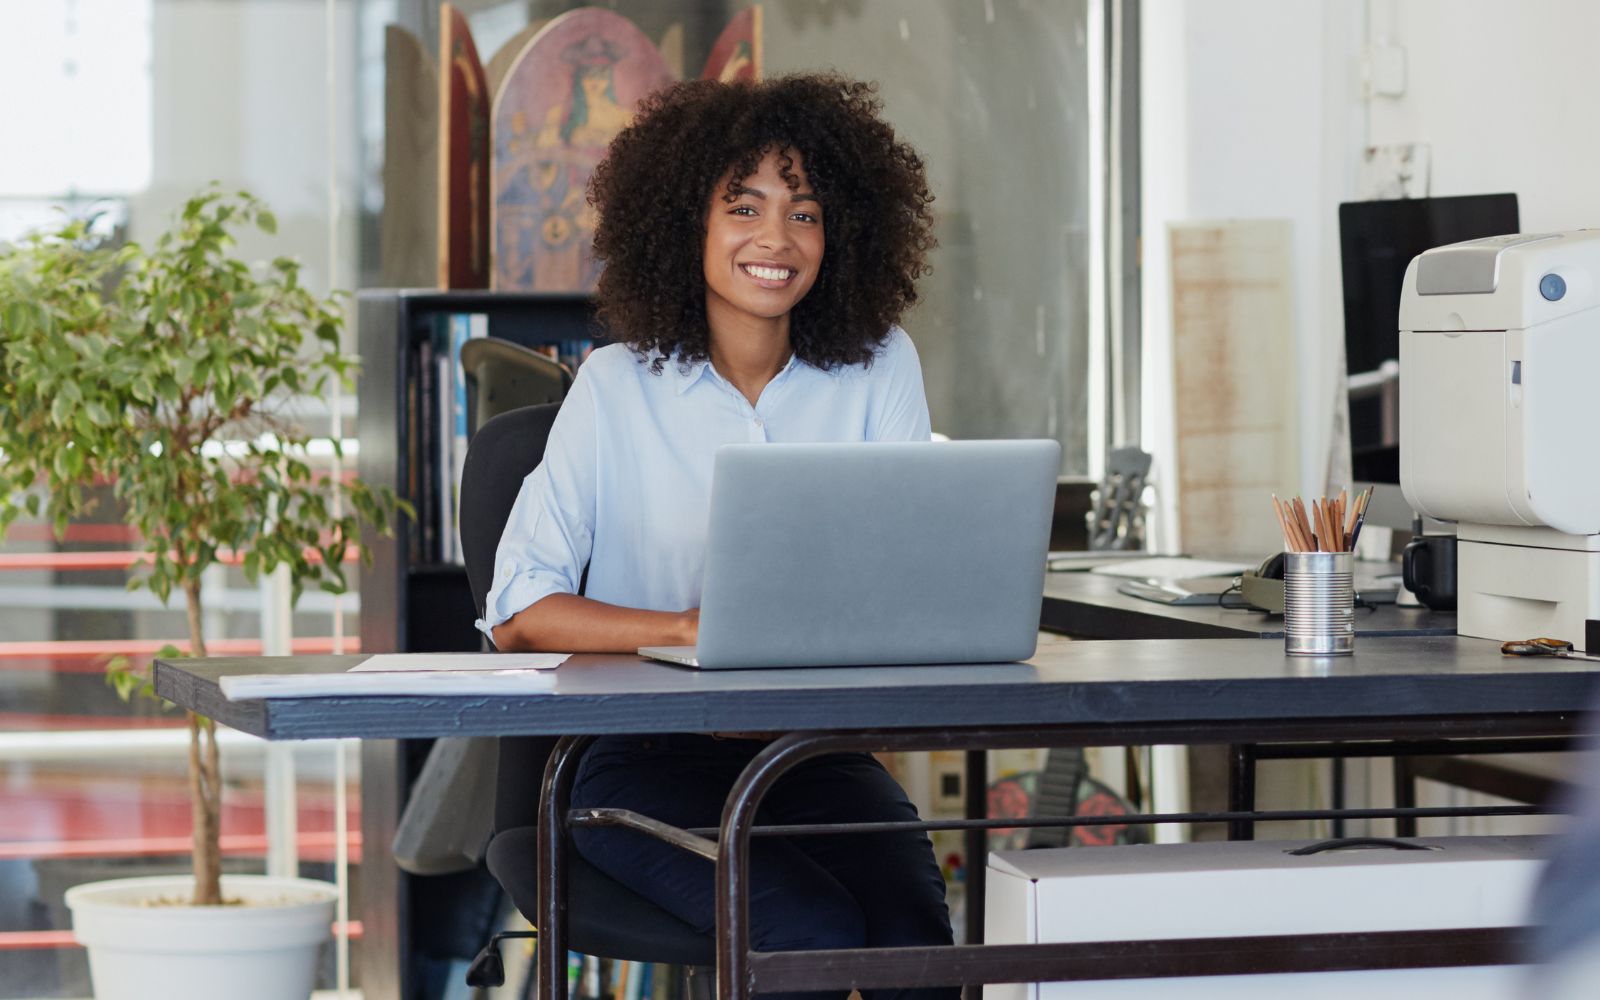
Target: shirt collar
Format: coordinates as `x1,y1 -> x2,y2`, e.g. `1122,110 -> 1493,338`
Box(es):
672,351 -> 802,396
672,356 -> 715,395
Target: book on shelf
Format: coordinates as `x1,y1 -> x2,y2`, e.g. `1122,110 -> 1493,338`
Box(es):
582,954 -> 601,998
437,311 -> 486,564
561,955 -> 671,1000
404,346 -> 423,560
409,316 -> 594,565
415,336 -> 437,562
527,339 -> 595,374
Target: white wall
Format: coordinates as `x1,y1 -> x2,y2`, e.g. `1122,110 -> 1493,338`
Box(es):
1142,0 -> 1600,546
1142,0 -> 1364,548
1368,0 -> 1600,232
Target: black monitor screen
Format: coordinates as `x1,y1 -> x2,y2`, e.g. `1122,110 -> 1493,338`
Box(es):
1338,193 -> 1519,482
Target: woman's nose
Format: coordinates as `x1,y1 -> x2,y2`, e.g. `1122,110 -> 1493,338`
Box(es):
754,212 -> 791,250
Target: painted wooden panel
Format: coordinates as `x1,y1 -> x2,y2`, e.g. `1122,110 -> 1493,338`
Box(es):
380,25 -> 437,289
657,22 -> 685,81
1169,220 -> 1299,557
485,21 -> 546,100
491,9 -> 675,292
703,6 -> 762,82
437,3 -> 491,289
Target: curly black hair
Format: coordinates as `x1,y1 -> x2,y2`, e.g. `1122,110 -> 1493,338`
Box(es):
588,73 -> 936,372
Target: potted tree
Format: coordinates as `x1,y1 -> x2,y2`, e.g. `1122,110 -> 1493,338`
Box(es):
0,189 -> 406,1000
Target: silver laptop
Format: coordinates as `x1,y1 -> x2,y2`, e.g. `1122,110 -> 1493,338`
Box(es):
639,440 -> 1060,669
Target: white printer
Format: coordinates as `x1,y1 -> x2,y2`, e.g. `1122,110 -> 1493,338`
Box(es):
1399,230 -> 1600,651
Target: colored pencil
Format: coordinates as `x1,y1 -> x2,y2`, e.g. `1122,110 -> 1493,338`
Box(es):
1272,489 -> 1373,553
1272,494 -> 1294,551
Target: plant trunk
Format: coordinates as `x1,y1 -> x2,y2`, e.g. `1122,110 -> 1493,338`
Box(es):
183,577 -> 225,906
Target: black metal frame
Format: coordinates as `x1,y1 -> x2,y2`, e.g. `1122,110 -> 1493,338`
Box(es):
533,714 -> 1576,1000
1228,736 -> 1574,839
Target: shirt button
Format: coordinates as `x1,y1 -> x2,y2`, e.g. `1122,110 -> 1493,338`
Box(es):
753,415 -> 764,428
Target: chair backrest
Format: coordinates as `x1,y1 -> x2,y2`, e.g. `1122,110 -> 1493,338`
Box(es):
459,338 -> 572,438
460,403 -> 563,620
393,402 -> 566,873
458,402 -> 567,836
1086,445 -> 1153,551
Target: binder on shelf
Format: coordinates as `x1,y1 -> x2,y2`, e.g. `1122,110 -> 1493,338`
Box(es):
417,311 -> 490,564
415,336 -> 437,562
371,288 -> 601,572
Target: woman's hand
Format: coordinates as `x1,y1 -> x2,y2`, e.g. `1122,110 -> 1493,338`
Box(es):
676,607 -> 700,646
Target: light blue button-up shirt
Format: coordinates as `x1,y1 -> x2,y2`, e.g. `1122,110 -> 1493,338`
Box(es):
477,326 -> 933,640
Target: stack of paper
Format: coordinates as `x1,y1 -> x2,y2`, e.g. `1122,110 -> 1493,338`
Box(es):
219,653 -> 569,700
1088,557 -> 1251,580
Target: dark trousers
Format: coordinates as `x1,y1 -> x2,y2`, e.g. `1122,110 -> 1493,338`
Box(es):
571,734 -> 959,1000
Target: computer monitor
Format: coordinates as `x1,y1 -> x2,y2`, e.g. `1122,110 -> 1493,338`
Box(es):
1338,193 -> 1519,528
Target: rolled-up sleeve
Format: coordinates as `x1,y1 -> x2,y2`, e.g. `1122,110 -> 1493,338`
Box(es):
868,326 -> 933,442
475,368 -> 599,643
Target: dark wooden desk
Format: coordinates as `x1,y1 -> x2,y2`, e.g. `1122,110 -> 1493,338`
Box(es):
156,638 -> 1599,998
159,638 -> 1585,741
1041,568 -> 1456,640
1041,566 -> 1465,842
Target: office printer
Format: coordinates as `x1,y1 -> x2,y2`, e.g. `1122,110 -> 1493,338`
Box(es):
1399,230 -> 1600,651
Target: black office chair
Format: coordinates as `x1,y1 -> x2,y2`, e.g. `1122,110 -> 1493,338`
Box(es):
1085,445 -> 1153,551
393,343 -> 575,990
459,337 -> 572,434
393,337 -> 578,880
458,403 -> 714,989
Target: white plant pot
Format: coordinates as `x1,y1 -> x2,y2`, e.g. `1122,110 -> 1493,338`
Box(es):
65,874 -> 338,1000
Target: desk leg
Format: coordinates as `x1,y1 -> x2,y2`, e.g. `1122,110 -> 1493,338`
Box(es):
1393,755 -> 1418,837
963,750 -> 987,943
1331,756 -> 1347,839
538,736 -> 593,1000
963,750 -> 987,1000
1227,744 -> 1257,841
717,733 -> 840,1000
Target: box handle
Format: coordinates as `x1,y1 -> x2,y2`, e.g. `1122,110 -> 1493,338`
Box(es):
1287,837 -> 1436,856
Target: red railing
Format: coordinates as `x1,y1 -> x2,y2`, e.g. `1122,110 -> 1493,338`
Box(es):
0,922 -> 365,951
0,635 -> 360,668
0,831 -> 363,863
0,547 -> 360,572
1,526 -> 366,953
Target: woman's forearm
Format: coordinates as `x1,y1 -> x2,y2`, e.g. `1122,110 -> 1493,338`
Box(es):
491,592 -> 698,653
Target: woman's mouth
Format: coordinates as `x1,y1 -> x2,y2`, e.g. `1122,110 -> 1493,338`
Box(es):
740,263 -> 798,286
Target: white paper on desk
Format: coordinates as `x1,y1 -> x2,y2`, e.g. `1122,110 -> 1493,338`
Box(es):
1047,550 -> 1176,572
347,653 -> 568,673
220,667 -> 562,701
1088,557 -> 1251,580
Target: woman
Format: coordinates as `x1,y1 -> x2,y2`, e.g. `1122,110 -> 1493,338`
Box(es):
480,73 -> 952,999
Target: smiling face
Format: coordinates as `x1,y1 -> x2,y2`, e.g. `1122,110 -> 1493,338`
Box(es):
580,69 -> 610,103
702,147 -> 825,339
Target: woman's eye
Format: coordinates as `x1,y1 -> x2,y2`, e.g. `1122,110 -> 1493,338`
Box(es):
791,212 -> 818,224
731,205 -> 757,216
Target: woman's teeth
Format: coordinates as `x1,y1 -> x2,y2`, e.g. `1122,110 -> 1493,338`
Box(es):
743,264 -> 793,281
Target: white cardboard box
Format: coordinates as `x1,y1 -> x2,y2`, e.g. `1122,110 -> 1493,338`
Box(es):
984,836 -> 1548,999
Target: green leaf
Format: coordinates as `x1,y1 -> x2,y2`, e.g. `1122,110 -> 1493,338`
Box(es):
1,185 -> 406,721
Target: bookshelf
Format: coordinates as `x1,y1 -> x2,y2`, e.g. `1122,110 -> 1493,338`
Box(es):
356,288 -> 597,655
354,288 -> 598,1000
